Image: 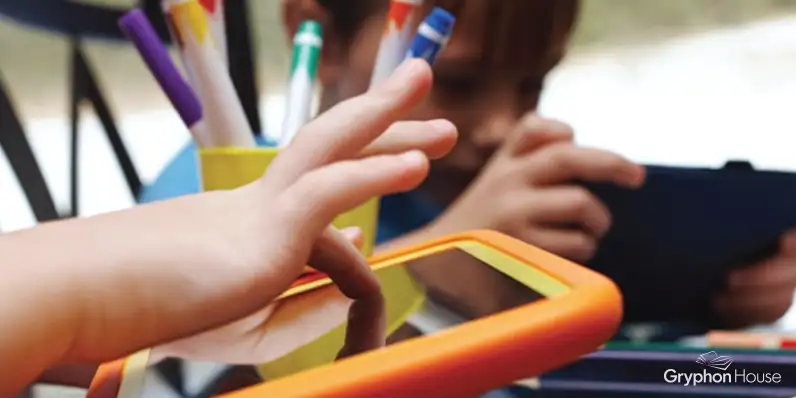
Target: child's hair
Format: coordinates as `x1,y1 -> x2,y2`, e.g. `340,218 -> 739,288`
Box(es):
317,0 -> 580,67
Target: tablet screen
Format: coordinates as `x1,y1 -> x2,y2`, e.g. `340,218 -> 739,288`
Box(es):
122,247 -> 547,397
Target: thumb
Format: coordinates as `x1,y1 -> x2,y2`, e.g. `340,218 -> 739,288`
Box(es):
308,227 -> 380,299
502,114 -> 574,157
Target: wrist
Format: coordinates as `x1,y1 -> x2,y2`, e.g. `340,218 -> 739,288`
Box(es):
68,190 -> 260,361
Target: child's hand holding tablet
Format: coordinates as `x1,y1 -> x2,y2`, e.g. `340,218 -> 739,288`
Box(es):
0,59 -> 457,396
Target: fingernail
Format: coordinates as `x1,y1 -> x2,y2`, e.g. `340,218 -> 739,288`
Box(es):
428,118 -> 455,133
399,150 -> 427,166
340,226 -> 362,240
629,166 -> 647,187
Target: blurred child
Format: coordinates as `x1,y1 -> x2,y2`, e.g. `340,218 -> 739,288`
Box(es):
281,0 -> 796,332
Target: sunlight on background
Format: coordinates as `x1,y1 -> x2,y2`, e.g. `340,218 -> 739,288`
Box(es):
541,15 -> 796,171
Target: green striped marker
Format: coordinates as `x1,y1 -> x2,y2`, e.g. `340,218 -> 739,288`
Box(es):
279,20 -> 323,147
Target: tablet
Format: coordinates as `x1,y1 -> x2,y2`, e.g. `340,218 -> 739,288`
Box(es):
89,230 -> 622,398
584,162 -> 796,323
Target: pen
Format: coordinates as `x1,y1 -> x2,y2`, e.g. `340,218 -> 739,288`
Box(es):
278,20 -> 323,147
163,0 -> 255,148
406,7 -> 455,65
119,9 -> 210,147
197,0 -> 227,69
369,0 -> 424,88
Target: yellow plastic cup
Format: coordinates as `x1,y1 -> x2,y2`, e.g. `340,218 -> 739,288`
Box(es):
199,147 -> 379,256
198,147 -> 425,379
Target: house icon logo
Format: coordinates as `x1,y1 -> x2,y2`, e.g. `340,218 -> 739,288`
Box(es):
695,351 -> 734,371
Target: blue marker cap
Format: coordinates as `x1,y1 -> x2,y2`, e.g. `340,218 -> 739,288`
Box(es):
406,7 -> 456,65
424,7 -> 455,41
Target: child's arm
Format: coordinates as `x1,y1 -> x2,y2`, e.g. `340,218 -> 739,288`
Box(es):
0,190 -> 261,394
0,59 -> 455,396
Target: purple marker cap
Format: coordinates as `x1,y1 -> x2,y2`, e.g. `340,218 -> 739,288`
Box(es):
119,9 -> 202,127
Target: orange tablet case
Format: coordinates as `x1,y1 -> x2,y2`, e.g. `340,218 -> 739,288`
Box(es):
88,230 -> 622,398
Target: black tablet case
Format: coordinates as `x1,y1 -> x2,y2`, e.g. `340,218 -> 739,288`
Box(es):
584,162 -> 796,324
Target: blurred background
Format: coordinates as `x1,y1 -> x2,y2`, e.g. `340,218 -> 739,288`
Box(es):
2,0 -> 796,396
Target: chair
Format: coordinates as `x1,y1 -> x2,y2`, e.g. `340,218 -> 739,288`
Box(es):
0,0 -> 261,220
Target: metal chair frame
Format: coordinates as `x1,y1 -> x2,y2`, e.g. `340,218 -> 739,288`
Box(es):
0,0 -> 260,224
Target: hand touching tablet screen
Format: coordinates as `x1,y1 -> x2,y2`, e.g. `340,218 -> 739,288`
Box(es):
90,231 -> 622,398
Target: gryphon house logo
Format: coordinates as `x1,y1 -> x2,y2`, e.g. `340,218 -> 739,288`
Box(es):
665,351 -> 781,386
695,351 -> 734,371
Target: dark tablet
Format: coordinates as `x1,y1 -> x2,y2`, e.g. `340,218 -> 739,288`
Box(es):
584,162 -> 796,324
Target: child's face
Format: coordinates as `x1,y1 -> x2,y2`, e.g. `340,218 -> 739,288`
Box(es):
313,1 -> 575,204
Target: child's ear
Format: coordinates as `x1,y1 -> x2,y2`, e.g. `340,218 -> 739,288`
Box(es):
281,0 -> 347,85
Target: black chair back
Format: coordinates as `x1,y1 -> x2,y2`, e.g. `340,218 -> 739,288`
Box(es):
0,0 -> 260,224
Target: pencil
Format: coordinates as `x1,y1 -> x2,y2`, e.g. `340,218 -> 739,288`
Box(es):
119,9 -> 211,147
369,0 -> 424,88
406,7 -> 455,65
278,20 -> 323,147
163,0 -> 255,148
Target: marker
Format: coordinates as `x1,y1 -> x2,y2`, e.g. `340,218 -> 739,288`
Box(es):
278,20 -> 323,147
119,10 -> 210,147
406,7 -> 455,65
163,0 -> 255,148
369,0 -> 424,88
197,0 -> 227,69
706,330 -> 796,350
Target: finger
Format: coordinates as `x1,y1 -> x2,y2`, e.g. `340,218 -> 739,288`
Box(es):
714,288 -> 794,327
39,363 -> 98,388
359,119 -> 458,160
523,143 -> 646,188
285,150 -> 429,233
86,360 -> 123,398
308,227 -> 381,299
521,228 -> 597,263
340,226 -> 364,250
267,59 -> 433,187
727,258 -> 796,290
521,186 -> 612,238
503,113 -> 574,156
300,226 -> 361,275
336,293 -> 387,360
781,230 -> 796,255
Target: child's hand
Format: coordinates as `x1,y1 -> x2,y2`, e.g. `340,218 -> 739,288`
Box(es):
429,113 -> 645,263
714,229 -> 796,327
64,59 -> 456,364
